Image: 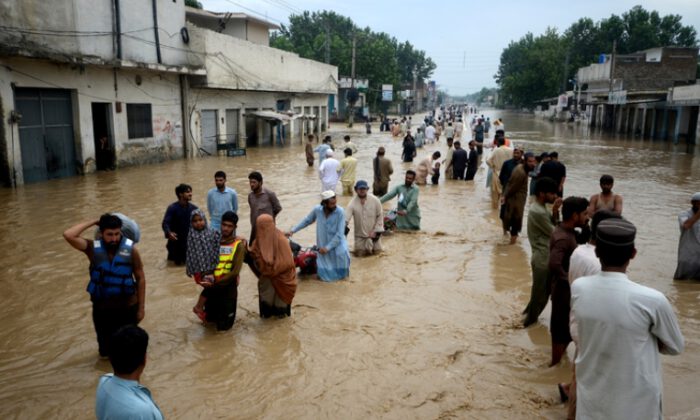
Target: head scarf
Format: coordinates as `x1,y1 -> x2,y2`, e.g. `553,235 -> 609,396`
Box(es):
249,214 -> 297,304
185,209 -> 221,277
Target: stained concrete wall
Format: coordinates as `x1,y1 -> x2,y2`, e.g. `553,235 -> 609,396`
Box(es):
0,57 -> 184,185
188,24 -> 337,94
0,0 -> 192,67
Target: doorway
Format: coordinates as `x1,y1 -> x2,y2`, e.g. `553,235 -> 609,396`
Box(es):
92,102 -> 115,170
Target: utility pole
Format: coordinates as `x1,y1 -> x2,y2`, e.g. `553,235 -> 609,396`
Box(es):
325,24 -> 330,64
412,66 -> 418,114
608,40 -> 617,129
348,34 -> 356,127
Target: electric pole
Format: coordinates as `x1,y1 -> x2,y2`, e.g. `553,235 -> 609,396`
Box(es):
325,24 -> 330,64
348,34 -> 356,127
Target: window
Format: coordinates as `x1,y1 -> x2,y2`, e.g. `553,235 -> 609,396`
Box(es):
126,104 -> 153,139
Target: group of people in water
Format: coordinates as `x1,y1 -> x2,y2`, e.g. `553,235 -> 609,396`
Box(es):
62,104 -> 699,419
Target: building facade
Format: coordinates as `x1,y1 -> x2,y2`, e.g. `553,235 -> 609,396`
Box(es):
0,1 -> 338,186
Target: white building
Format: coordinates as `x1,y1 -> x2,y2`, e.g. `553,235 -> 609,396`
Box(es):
184,7 -> 338,152
0,0 -> 205,185
0,1 -> 338,186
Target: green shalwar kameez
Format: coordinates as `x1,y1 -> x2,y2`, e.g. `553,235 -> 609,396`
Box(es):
380,184 -> 420,231
523,201 -> 556,325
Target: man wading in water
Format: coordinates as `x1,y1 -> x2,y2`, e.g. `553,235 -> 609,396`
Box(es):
63,214 -> 146,357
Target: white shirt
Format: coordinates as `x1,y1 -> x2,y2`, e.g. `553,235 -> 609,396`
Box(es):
319,158 -> 340,185
572,272 -> 684,420
425,125 -> 436,140
568,244 -> 600,344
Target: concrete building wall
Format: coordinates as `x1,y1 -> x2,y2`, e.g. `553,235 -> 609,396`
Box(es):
188,25 -> 337,94
0,57 -> 184,185
0,0 -> 192,67
188,88 -> 329,148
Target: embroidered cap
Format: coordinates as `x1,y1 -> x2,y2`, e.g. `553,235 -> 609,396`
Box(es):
596,218 -> 636,247
691,192 -> 700,202
321,190 -> 336,200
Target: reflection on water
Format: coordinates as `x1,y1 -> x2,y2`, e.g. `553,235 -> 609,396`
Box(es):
0,111 -> 698,419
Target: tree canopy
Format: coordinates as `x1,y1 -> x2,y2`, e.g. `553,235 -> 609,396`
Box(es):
495,5 -> 698,108
270,11 -> 436,109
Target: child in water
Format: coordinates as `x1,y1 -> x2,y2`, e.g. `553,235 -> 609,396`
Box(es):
186,209 -> 220,321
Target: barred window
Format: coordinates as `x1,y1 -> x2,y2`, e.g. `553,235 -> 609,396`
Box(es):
126,104 -> 153,139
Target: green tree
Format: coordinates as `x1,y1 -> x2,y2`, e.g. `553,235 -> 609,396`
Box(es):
270,10 -> 436,112
184,0 -> 202,9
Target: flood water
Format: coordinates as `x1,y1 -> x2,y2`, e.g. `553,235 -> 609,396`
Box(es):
1,111 -> 699,419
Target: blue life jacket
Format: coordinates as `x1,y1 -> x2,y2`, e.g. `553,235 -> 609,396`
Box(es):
88,237 -> 136,299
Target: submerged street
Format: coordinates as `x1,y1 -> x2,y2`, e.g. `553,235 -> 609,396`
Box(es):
0,111 -> 699,419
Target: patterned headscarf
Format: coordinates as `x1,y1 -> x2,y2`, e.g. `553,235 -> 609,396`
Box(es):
185,209 -> 221,276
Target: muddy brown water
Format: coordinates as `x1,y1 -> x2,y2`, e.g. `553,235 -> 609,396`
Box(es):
0,111 -> 699,419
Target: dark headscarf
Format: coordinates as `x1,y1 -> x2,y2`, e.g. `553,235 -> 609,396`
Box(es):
185,209 -> 221,276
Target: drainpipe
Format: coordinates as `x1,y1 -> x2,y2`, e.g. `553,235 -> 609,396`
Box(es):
151,0 -> 162,64
113,0 -> 122,59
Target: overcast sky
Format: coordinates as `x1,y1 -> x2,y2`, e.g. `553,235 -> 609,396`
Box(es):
199,0 -> 700,95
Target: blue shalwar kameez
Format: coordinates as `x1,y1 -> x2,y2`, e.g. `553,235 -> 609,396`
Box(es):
292,205 -> 350,281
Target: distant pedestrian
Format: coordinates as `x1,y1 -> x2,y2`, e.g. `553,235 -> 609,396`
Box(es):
207,171 -> 238,231
425,124 -> 436,144
416,151 -> 441,185
673,191 -> 700,280
343,135 -> 358,155
96,325 -> 162,420
314,137 -> 332,164
473,120 -> 485,154
451,141 -> 468,180
501,153 -> 536,244
162,184 -> 198,265
402,132 -> 417,163
539,151 -> 567,197
465,140 -> 479,181
339,148 -> 358,195
305,134 -> 315,167
373,147 -> 393,196
318,150 -> 341,192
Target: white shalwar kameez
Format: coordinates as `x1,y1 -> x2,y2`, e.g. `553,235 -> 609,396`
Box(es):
571,272 -> 684,420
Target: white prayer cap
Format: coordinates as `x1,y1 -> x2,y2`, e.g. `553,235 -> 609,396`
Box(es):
692,192 -> 700,202
326,149 -> 334,157
321,190 -> 336,200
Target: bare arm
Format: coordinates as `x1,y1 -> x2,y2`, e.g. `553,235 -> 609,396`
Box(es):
614,195 -> 623,214
588,194 -> 598,215
63,219 -> 99,252
131,247 -> 146,322
682,210 -> 700,230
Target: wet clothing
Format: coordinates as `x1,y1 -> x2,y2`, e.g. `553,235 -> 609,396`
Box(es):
96,374 -> 163,420
402,138 -> 416,162
415,131 -> 425,148
162,201 -> 198,264
343,141 -> 358,155
206,186 -> 237,231
319,158 -> 341,192
451,148 -> 468,180
249,214 -> 296,317
523,201 -> 556,326
539,160 -> 566,197
486,146 -> 513,202
248,187 -> 282,241
568,243 -> 600,343
291,205 -> 351,281
381,184 -> 420,231
339,156 -> 358,195
572,272 -> 684,420
305,143 -> 314,166
465,148 -> 478,180
673,209 -> 700,280
502,164 -> 529,236
372,156 -> 393,197
498,158 -> 519,191
185,209 -> 220,278
314,144 -> 331,164
549,225 -> 577,344
345,194 -> 384,256
85,240 -> 139,356
203,237 -> 246,330
443,145 -> 454,179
